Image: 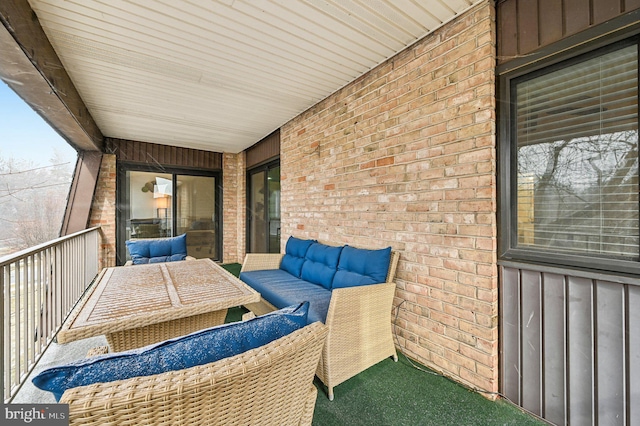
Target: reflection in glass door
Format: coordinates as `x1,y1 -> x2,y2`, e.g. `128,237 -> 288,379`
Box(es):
118,169 -> 220,264
124,171 -> 173,241
175,175 -> 218,259
247,163 -> 280,253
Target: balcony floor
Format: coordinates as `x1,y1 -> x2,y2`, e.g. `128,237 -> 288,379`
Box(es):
12,335 -> 108,404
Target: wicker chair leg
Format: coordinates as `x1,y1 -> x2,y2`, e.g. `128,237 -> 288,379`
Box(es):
393,353 -> 398,362
328,386 -> 334,401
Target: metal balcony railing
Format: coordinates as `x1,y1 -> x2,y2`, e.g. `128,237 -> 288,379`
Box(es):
0,227 -> 101,402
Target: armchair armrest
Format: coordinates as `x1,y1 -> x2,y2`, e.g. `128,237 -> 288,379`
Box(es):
240,253 -> 284,272
317,281 -> 397,400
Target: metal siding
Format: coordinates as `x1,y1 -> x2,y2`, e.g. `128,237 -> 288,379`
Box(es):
517,0 -> 540,54
497,0 -> 518,62
246,130 -> 280,169
564,0 -> 591,36
630,285 -> 640,425
497,0 -> 640,65
521,269 -> 542,415
627,0 -> 640,12
501,264 -> 640,425
538,0 -> 564,47
593,0 -> 622,24
567,276 -> 594,426
543,273 -> 567,425
595,281 -> 626,425
501,266 -> 521,404
105,138 -> 222,170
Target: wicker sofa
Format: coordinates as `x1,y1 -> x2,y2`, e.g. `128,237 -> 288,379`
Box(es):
240,237 -> 400,400
56,322 -> 328,425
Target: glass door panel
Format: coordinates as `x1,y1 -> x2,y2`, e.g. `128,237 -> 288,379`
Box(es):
249,171 -> 267,253
247,162 -> 280,253
175,175 -> 217,259
268,166 -> 281,253
126,171 -> 173,241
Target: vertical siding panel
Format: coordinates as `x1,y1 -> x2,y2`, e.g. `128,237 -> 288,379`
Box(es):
564,0 -> 591,36
521,270 -> 542,416
592,0 -> 622,24
152,144 -> 160,165
625,0 -> 640,12
630,285 -> 640,425
518,0 -> 540,53
595,281 -> 625,425
567,277 -> 594,426
538,0 -> 564,46
501,266 -> 521,403
497,0 -> 518,63
542,273 -> 566,425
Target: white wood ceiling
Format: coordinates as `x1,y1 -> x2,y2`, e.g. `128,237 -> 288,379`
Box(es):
28,0 -> 482,153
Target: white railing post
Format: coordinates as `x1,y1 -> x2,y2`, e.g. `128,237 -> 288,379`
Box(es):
0,227 -> 101,402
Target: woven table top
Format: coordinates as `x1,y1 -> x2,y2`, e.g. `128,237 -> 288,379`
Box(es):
58,258 -> 260,344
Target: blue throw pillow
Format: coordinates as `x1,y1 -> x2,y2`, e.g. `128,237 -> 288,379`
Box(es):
300,243 -> 343,289
32,303 -> 310,401
332,246 -> 392,288
280,236 -> 316,278
126,234 -> 187,265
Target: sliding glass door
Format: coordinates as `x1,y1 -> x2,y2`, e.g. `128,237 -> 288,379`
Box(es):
247,162 -> 280,253
118,168 -> 221,265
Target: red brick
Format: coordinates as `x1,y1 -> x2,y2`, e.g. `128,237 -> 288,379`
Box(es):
277,1 -> 497,394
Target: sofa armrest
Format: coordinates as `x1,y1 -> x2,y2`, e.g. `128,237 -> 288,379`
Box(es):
240,253 -> 284,272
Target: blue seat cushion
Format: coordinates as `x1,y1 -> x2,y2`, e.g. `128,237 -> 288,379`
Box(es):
280,236 -> 316,278
32,302 -> 309,401
125,234 -> 188,265
332,246 -> 392,288
240,269 -> 331,324
300,243 -> 343,289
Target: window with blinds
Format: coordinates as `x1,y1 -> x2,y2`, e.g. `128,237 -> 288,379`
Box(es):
514,43 -> 639,259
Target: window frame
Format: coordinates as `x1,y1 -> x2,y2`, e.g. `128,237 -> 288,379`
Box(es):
498,36 -> 640,276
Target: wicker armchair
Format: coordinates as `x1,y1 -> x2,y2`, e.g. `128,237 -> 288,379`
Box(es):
241,248 -> 399,400
60,322 -> 328,426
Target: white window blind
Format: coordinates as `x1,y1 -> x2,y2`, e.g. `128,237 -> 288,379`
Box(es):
515,44 -> 639,258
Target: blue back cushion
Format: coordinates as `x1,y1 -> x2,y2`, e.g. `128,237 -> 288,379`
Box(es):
280,236 -> 316,277
126,234 -> 187,265
332,246 -> 392,288
300,243 -> 343,289
33,303 -> 309,401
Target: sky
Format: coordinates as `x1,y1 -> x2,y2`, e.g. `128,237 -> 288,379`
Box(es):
0,81 -> 78,168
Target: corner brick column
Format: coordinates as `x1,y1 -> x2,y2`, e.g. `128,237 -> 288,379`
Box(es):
222,152 -> 246,263
88,153 -> 116,269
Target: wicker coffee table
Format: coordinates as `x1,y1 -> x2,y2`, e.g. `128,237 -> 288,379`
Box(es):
58,258 -> 260,352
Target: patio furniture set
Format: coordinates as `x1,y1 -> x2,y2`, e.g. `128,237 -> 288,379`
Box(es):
31,234 -> 399,425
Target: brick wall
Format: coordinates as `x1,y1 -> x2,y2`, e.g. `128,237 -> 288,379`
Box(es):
280,2 -> 497,393
222,152 -> 246,263
88,153 -> 116,269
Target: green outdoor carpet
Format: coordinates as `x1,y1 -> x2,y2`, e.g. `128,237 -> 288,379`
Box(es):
221,263 -> 546,426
